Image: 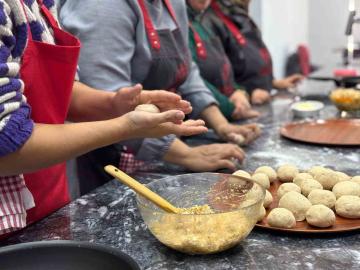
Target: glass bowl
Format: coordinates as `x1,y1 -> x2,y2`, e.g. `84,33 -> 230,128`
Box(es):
136,173 -> 265,255
330,88 -> 360,117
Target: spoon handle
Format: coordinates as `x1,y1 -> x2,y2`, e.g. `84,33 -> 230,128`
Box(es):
104,165 -> 178,214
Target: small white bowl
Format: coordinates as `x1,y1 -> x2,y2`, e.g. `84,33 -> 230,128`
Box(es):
291,101 -> 324,118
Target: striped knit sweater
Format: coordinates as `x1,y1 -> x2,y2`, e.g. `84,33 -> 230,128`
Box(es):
0,0 -> 56,158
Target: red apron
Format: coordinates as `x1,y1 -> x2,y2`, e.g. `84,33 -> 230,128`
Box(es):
21,0 -> 80,223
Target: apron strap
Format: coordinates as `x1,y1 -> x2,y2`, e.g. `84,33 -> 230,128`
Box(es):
137,0 -> 180,50
36,0 -> 60,29
211,2 -> 247,46
189,23 -> 207,59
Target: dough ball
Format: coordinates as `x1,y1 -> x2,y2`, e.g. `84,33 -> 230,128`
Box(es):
307,190 -> 336,209
315,170 -> 346,190
332,181 -> 360,199
232,134 -> 246,146
254,166 -> 277,183
134,104 -> 161,113
251,173 -> 270,190
232,170 -> 251,179
335,195 -> 360,219
307,166 -> 330,178
277,183 -> 301,199
277,164 -> 299,182
305,205 -> 336,228
300,178 -> 323,197
278,191 -> 312,221
334,171 -> 351,182
258,206 -> 266,222
263,190 -> 273,208
293,173 -> 313,187
267,208 -> 296,229
350,176 -> 360,185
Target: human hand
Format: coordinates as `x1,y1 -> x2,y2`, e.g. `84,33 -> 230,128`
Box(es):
215,123 -> 261,145
180,144 -> 246,171
274,74 -> 304,89
121,110 -> 207,139
251,89 -> 271,105
230,90 -> 260,119
112,84 -> 192,116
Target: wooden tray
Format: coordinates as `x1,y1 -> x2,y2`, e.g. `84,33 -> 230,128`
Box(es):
280,119 -> 360,146
256,180 -> 360,234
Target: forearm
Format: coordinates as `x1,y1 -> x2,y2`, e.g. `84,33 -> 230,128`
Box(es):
68,81 -> 116,122
0,119 -> 128,176
200,105 -> 228,131
163,138 -> 191,166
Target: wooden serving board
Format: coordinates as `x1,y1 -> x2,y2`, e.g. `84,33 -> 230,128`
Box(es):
256,180 -> 360,234
280,119 -> 360,146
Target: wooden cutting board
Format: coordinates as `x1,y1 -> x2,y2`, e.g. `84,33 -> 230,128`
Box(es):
281,119 -> 360,146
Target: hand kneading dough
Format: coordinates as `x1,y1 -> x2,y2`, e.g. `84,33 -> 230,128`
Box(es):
305,205 -> 335,228
315,170 -> 346,190
332,181 -> 360,199
350,176 -> 360,185
254,166 -> 277,183
277,164 -> 299,182
267,208 -> 296,228
278,191 -> 312,221
293,173 -> 313,187
300,178 -> 323,197
277,183 -> 301,199
258,206 -> 266,222
307,190 -> 336,209
251,173 -> 270,189
335,195 -> 360,219
134,104 -> 161,113
263,190 -> 273,208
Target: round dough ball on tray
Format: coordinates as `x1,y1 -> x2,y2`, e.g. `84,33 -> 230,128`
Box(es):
300,178 -> 323,197
258,206 -> 267,222
277,164 -> 299,183
293,173 -> 313,187
307,166 -> 330,178
315,170 -> 346,190
267,208 -> 296,229
263,190 -> 273,208
307,189 -> 336,209
254,166 -> 277,183
277,183 -> 301,199
251,173 -> 270,190
305,205 -> 336,228
232,170 -> 251,179
334,171 -> 351,182
332,181 -> 360,199
350,176 -> 360,185
278,191 -> 312,221
335,195 -> 360,219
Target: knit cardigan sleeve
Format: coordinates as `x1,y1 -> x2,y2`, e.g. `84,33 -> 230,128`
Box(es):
0,0 -> 33,157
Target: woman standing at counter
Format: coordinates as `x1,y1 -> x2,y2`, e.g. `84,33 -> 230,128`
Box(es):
59,0 -> 261,194
210,0 -> 303,104
187,0 -> 259,120
0,0 -> 207,236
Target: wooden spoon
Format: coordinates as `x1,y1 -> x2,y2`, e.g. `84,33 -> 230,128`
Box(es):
104,165 -> 180,213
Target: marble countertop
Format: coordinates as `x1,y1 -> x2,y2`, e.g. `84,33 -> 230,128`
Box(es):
1,81 -> 359,269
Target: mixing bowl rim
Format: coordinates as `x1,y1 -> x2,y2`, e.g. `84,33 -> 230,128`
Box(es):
135,172 -> 265,215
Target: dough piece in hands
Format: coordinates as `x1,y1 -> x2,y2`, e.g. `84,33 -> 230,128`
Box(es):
334,171 -> 351,182
278,191 -> 312,221
335,195 -> 360,219
350,176 -> 360,185
293,173 -> 313,187
305,205 -> 336,228
300,178 -> 323,197
315,170 -> 346,190
232,170 -> 251,179
231,134 -> 245,146
263,190 -> 273,208
134,104 -> 161,113
332,181 -> 360,199
307,190 -> 336,209
277,183 -> 301,199
258,206 -> 266,222
277,164 -> 299,182
251,173 -> 270,190
254,166 -> 277,183
267,208 -> 296,229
